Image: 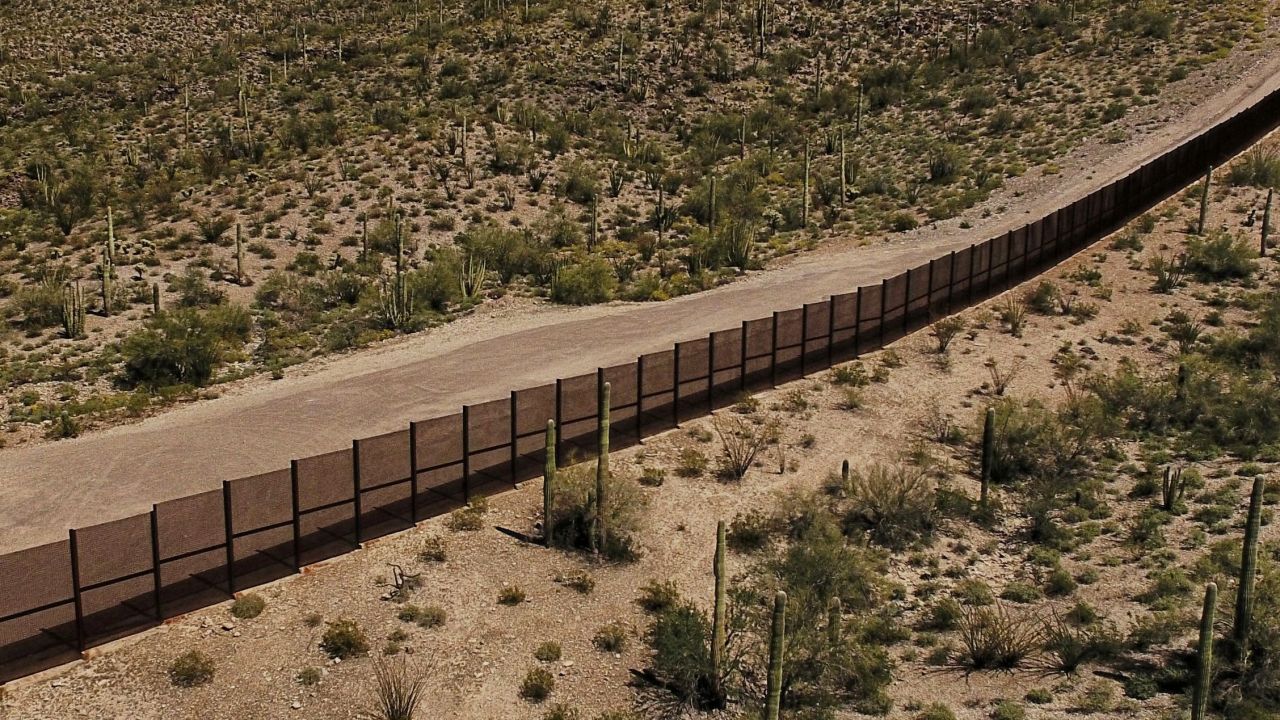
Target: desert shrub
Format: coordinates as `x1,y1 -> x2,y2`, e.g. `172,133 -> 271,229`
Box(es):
498,585 -> 527,606
978,397 -> 1106,497
1184,231 -> 1255,281
169,650 -> 216,687
546,463 -> 645,560
1041,615 -> 1121,673
171,265 -> 226,308
535,641 -> 562,662
542,705 -> 581,720
953,579 -> 996,606
520,667 -> 556,702
398,604 -> 446,629
647,601 -> 717,707
712,414 -> 777,480
321,618 -> 370,659
373,657 -> 426,720
919,597 -> 963,631
727,510 -> 774,552
997,296 -> 1027,337
445,497 -> 488,531
556,571 -> 595,594
296,666 -> 322,685
1045,567 -> 1077,597
1025,688 -> 1053,704
931,316 -> 967,353
230,593 -> 266,619
840,462 -> 937,550
916,703 -> 956,720
955,604 -> 1041,670
992,701 -> 1025,720
121,306 -> 251,389
637,579 -> 680,613
9,268 -> 67,330
999,582 -> 1042,604
1228,146 -> 1280,188
593,623 -> 627,652
419,536 -> 447,562
552,256 -> 616,305
675,447 -> 708,477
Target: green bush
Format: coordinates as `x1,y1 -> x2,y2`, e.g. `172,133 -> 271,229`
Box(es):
552,256 -> 617,305
320,618 -> 369,659
1184,231 -> 1255,281
535,641 -> 562,662
229,593 -> 266,619
121,306 -> 251,389
593,623 -> 627,652
840,462 -> 937,550
546,464 -> 645,560
991,700 -> 1025,720
647,602 -> 716,706
955,604 -> 1041,670
169,650 -> 216,687
498,585 -> 527,606
916,703 -> 956,720
636,579 -> 680,614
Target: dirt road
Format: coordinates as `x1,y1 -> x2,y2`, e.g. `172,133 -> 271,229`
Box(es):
4,45 -> 1280,554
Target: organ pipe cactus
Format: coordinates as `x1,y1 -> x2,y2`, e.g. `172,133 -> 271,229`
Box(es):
544,419 -> 556,547
1161,465 -> 1184,512
802,140 -> 811,228
235,223 -> 246,285
765,590 -> 787,720
827,596 -> 842,647
1192,582 -> 1217,720
1233,476 -> 1264,647
61,281 -> 85,339
151,282 -> 160,315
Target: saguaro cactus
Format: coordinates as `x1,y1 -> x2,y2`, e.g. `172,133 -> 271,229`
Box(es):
1197,165 -> 1213,236
594,382 -> 611,554
151,282 -> 160,315
1192,582 -> 1217,720
801,140 -> 811,228
827,596 -> 842,647
1233,476 -> 1264,647
839,127 -> 847,208
1161,465 -> 1184,512
544,419 -> 557,547
235,223 -> 246,285
980,407 -> 995,506
61,281 -> 85,339
711,520 -> 728,705
100,248 -> 114,317
765,590 -> 787,720
708,175 -> 717,230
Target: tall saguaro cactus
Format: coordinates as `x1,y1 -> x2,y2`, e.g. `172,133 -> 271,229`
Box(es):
1197,165 -> 1213,236
61,281 -> 85,339
235,223 -> 246,285
765,590 -> 787,720
1233,476 -> 1264,647
594,382 -> 611,554
711,520 -> 728,705
980,407 -> 995,506
827,596 -> 842,647
544,419 -> 557,547
801,140 -> 811,228
1263,188 -> 1273,257
1193,582 -> 1217,720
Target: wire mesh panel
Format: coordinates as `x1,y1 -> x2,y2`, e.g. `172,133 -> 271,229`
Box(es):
356,430 -> 413,542
514,384 -> 555,483
229,469 -> 295,591
929,255 -> 954,318
881,273 -> 908,345
1009,225 -> 1029,282
709,329 -> 743,409
0,539 -> 77,682
558,372 -> 599,462
1044,208 -> 1063,262
773,308 -> 804,384
467,398 -> 514,497
830,292 -> 858,363
904,264 -> 931,333
1025,219 -> 1044,271
802,301 -> 832,371
603,362 -> 640,450
676,338 -> 711,423
638,349 -> 675,434
856,284 -> 882,354
950,247 -> 973,307
295,449 -> 356,566
742,317 -> 774,391
972,240 -> 994,300
412,413 -> 465,516
155,488 -> 226,617
1071,197 -> 1091,247
75,514 -> 157,647
989,232 -> 1011,291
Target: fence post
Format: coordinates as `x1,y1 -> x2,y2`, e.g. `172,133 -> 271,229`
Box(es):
150,505 -> 162,620
800,304 -> 810,376
967,244 -> 977,304
739,321 -> 749,391
636,355 -> 645,438
853,287 -> 862,353
351,440 -> 363,545
554,379 -> 564,466
68,529 -> 86,653
509,391 -> 518,484
290,460 -> 301,572
462,405 -> 472,504
878,278 -> 888,347
408,421 -> 419,523
707,333 -> 716,410
673,343 -> 682,427
926,259 -> 935,321
901,269 -> 911,334
770,312 -> 779,386
947,251 -> 958,314
222,480 -> 235,596
826,298 -> 835,367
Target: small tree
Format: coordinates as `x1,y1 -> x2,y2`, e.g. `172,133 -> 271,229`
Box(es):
930,316 -> 967,353
712,414 -> 777,480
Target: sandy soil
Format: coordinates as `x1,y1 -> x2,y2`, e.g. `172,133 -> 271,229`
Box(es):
1,37 -> 1279,556
3,124 -> 1277,720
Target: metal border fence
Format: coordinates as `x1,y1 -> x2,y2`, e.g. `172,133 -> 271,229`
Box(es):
5,85 -> 1280,684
